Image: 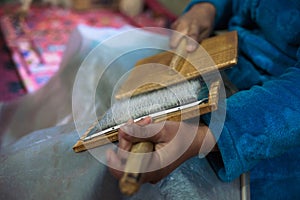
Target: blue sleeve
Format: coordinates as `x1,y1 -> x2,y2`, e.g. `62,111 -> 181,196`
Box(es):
184,0 -> 234,29
207,62 -> 300,181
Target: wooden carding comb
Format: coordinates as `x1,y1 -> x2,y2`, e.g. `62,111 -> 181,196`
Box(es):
72,31 -> 238,195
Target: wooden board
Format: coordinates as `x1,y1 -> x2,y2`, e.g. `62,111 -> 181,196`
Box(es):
73,31 -> 238,153
115,31 -> 237,99
73,80 -> 220,153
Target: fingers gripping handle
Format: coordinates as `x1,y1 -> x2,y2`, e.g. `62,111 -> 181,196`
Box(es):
119,142 -> 154,196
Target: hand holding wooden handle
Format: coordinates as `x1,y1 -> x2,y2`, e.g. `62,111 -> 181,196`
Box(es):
119,39 -> 189,195
119,141 -> 154,196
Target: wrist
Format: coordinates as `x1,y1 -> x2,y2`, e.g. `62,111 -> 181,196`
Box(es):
197,124 -> 218,158
182,122 -> 218,160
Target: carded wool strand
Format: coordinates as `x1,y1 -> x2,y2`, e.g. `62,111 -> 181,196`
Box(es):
88,78 -> 203,136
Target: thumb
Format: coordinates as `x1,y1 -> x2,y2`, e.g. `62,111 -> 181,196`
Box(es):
120,119 -> 165,143
136,116 -> 152,126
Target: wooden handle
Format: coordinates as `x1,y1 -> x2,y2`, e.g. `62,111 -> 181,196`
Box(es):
119,141 -> 154,196
169,37 -> 188,72
117,38 -> 186,195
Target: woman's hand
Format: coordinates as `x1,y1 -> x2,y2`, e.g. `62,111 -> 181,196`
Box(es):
106,117 -> 216,184
170,3 -> 216,52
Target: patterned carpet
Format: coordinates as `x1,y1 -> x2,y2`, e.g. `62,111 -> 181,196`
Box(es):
0,30 -> 26,102
0,2 -> 173,103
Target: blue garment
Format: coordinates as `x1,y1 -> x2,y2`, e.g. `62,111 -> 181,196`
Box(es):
186,0 -> 300,199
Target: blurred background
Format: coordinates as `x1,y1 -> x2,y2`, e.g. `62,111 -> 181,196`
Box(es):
0,0 -> 190,102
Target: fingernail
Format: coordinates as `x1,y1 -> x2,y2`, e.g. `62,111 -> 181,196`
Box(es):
145,116 -> 153,123
187,44 -> 197,52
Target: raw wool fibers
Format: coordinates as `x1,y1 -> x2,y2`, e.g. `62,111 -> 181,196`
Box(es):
88,78 -> 205,137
